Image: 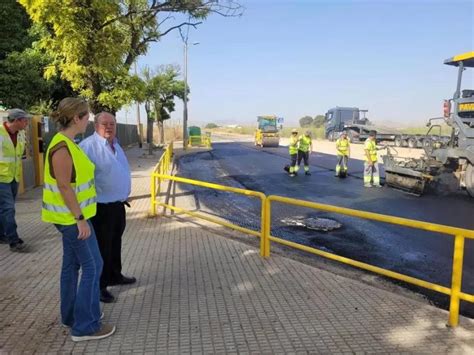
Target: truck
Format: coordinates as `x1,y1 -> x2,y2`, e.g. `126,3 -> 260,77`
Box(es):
324,107 -> 449,148
383,51 -> 474,197
254,115 -> 282,147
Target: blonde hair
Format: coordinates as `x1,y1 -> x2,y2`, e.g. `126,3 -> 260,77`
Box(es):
50,97 -> 89,129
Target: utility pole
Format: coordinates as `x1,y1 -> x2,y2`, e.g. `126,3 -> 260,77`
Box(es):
183,41 -> 188,150
182,38 -> 199,150
134,62 -> 143,148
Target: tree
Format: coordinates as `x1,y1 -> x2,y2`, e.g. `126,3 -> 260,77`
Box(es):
0,0 -> 33,60
0,0 -> 75,110
19,0 -> 243,113
312,115 -> 326,127
299,116 -> 313,128
142,65 -> 185,155
205,123 -> 219,129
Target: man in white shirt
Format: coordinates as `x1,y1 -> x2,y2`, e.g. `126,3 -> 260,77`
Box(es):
80,112 -> 136,303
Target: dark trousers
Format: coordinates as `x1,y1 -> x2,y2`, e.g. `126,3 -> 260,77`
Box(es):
0,181 -> 20,245
297,150 -> 309,166
91,202 -> 126,290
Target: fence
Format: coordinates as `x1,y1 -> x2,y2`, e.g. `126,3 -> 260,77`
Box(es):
150,151 -> 474,328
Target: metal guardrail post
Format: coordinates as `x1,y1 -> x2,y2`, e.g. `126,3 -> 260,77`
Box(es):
150,172 -> 157,216
262,197 -> 271,257
448,234 -> 465,327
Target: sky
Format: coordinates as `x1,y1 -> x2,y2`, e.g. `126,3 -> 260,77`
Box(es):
116,0 -> 474,128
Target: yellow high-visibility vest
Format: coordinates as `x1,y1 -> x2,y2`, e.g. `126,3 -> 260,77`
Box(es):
0,125 -> 25,183
289,136 -> 299,155
364,138 -> 378,162
298,135 -> 312,152
336,138 -> 350,156
42,133 -> 97,225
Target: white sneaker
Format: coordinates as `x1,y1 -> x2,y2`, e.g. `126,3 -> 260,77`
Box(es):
364,183 -> 372,188
71,324 -> 116,342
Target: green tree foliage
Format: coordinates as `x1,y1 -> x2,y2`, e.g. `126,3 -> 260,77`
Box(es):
299,115 -> 313,128
205,123 -> 219,129
0,1 -> 74,110
312,115 -> 326,127
141,66 -> 185,153
0,49 -> 51,109
0,0 -> 32,59
19,0 -> 243,113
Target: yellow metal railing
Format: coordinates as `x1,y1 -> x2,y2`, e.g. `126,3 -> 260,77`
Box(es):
151,173 -> 266,256
150,142 -> 173,216
149,154 -> 474,327
263,195 -> 474,327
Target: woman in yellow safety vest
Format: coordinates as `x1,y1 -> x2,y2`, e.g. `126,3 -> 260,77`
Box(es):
335,131 -> 350,177
42,98 -> 115,342
297,130 -> 313,176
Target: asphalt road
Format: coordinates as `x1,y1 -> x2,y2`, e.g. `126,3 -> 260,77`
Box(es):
176,137 -> 474,316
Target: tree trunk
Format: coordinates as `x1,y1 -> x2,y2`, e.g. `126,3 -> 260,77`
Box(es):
158,120 -> 165,145
145,101 -> 154,155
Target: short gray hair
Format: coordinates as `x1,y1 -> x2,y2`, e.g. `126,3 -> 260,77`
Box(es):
94,112 -> 116,124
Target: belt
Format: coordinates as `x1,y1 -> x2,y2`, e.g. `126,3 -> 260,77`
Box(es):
98,201 -> 131,207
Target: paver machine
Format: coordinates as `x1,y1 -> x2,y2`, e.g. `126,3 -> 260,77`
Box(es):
255,115 -> 282,147
383,51 -> 474,197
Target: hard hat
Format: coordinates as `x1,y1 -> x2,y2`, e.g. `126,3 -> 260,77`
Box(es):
291,129 -> 298,134
340,131 -> 347,136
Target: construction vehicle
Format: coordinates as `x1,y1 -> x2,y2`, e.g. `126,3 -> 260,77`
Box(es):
255,115 -> 282,147
324,107 -> 449,148
383,51 -> 474,197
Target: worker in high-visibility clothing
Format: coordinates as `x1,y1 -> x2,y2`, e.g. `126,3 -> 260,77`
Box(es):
288,128 -> 299,177
0,109 -> 31,252
296,130 -> 313,176
364,130 -> 382,187
42,97 -> 116,342
335,131 -> 350,177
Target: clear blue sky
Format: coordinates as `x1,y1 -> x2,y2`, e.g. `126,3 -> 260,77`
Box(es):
117,0 -> 474,127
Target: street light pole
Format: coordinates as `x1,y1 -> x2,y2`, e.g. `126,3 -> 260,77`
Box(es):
183,41 -> 199,150
183,41 -> 188,150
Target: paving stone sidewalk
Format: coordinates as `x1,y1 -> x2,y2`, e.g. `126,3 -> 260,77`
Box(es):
1,146 -> 473,354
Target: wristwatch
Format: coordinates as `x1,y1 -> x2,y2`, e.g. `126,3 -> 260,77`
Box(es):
75,214 -> 85,221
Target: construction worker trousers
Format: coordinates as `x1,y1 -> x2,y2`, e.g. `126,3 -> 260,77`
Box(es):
364,162 -> 380,186
336,155 -> 348,176
296,150 -> 309,172
289,154 -> 298,174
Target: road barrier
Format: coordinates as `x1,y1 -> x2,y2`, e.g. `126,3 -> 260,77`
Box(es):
152,174 -> 266,254
150,142 -> 173,213
150,148 -> 474,327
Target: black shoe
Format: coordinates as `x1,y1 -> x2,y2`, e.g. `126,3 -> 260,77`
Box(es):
305,171 -> 311,176
100,289 -> 116,303
0,237 -> 8,244
109,275 -> 137,286
10,242 -> 27,252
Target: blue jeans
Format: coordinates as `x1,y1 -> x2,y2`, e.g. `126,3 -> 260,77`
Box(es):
56,221 -> 103,336
0,181 -> 20,245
